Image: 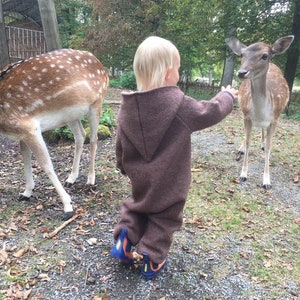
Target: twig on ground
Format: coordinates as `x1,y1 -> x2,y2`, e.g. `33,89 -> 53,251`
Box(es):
46,214 -> 79,238
85,265 -> 90,285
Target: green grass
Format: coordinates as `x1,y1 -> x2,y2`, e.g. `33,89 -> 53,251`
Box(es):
0,102 -> 298,299
184,111 -> 300,296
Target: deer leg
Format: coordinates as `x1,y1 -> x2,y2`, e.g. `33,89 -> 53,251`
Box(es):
262,123 -> 276,190
239,119 -> 252,182
236,140 -> 245,161
86,106 -> 101,185
65,120 -> 86,187
261,128 -> 265,151
236,123 -> 248,161
26,132 -> 73,220
19,140 -> 35,200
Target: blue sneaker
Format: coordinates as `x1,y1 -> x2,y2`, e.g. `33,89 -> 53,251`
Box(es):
111,228 -> 134,264
141,253 -> 167,279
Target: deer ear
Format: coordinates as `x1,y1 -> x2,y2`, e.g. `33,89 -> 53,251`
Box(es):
225,37 -> 247,56
272,35 -> 294,55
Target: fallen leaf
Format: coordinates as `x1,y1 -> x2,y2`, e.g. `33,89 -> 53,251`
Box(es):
263,261 -> 272,268
86,238 -> 97,246
36,204 -> 44,210
242,206 -> 250,212
0,249 -> 8,263
132,251 -> 143,261
92,292 -> 108,300
0,231 -> 7,238
13,248 -> 26,258
240,252 -> 249,259
38,273 -> 51,281
199,271 -> 208,279
6,285 -> 32,299
293,175 -> 299,183
40,227 -> 50,233
8,222 -> 18,231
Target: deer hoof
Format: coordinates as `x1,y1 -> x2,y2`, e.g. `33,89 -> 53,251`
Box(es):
64,182 -> 73,188
62,211 -> 74,221
263,184 -> 272,190
18,195 -> 30,201
239,176 -> 247,183
236,151 -> 244,161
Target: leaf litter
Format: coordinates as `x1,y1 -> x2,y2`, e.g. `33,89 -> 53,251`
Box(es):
0,101 -> 299,299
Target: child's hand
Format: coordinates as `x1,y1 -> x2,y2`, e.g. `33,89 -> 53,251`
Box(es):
222,85 -> 238,99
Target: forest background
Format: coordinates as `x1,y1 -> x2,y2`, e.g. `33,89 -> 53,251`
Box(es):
52,0 -> 300,95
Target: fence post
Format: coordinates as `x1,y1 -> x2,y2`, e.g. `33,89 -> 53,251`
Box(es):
0,0 -> 10,68
38,0 -> 61,51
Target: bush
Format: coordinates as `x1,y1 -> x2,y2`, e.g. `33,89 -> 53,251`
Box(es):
46,104 -> 115,142
119,71 -> 136,90
100,105 -> 116,127
110,71 -> 136,90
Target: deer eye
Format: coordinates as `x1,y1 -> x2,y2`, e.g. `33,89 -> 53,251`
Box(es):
262,53 -> 268,60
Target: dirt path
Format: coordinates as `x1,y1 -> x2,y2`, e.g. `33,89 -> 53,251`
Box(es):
0,97 -> 299,299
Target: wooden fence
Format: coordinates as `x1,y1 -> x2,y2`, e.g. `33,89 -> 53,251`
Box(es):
5,25 -> 46,61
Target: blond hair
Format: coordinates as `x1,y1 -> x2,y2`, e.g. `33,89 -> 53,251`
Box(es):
133,36 -> 179,91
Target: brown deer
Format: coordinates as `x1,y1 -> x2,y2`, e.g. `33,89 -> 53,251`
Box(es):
225,35 -> 294,189
0,49 -> 109,220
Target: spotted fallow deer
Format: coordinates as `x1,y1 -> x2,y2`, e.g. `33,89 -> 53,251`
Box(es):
0,49 -> 109,220
225,35 -> 294,189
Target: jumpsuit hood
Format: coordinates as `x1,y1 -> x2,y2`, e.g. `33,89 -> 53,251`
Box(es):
119,86 -> 184,162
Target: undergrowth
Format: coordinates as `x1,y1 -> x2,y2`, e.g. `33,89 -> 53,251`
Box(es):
183,84 -> 300,121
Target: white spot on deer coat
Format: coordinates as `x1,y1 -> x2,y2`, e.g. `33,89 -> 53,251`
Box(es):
25,99 -> 44,112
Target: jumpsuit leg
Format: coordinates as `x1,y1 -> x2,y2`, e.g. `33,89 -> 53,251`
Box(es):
113,198 -> 147,245
137,200 -> 185,263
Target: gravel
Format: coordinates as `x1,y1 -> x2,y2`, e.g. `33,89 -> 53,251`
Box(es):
0,99 -> 299,300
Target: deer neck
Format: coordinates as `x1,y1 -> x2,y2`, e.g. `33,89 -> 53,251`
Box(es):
249,73 -> 272,127
250,73 -> 268,103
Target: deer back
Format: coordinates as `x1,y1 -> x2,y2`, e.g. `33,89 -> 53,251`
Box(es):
0,49 -> 109,136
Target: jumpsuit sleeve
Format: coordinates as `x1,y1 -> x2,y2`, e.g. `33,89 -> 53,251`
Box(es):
178,91 -> 234,132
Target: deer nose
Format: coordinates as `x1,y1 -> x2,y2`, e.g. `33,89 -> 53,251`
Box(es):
237,70 -> 249,79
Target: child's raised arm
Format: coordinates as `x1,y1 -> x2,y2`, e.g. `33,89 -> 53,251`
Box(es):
221,85 -> 238,99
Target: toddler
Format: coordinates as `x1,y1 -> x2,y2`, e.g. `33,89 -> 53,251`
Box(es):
111,36 -> 238,279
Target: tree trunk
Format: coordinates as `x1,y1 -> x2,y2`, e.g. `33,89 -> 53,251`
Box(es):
222,28 -> 237,87
284,0 -> 300,107
38,0 -> 61,51
221,48 -> 236,87
0,0 -> 10,68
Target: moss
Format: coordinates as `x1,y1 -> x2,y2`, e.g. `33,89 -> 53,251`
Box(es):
85,124 -> 111,143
